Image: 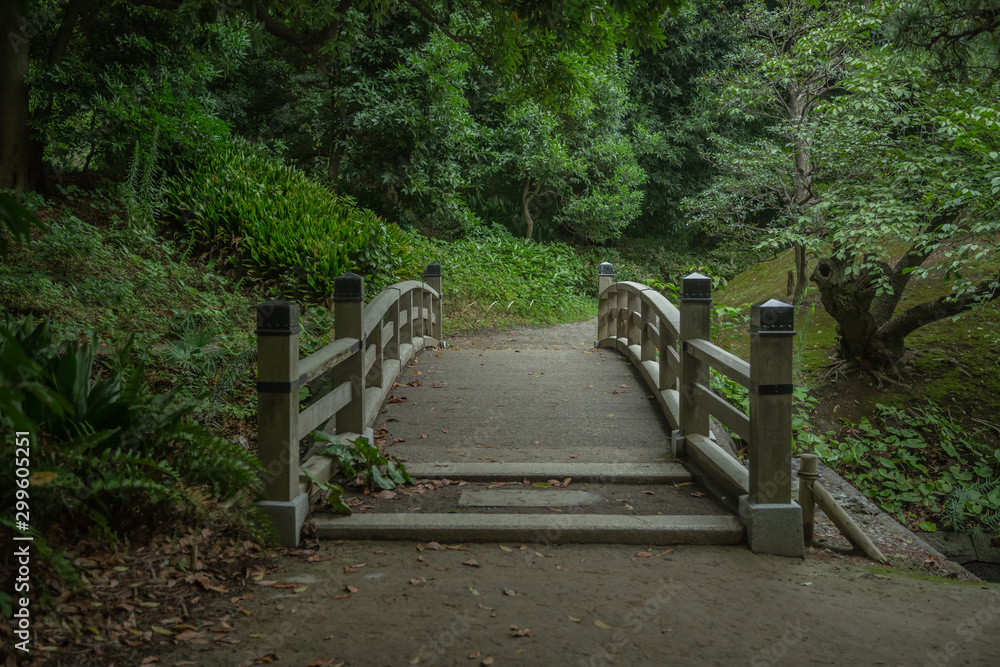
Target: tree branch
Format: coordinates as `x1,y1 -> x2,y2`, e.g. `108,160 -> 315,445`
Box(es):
878,270 -> 1000,343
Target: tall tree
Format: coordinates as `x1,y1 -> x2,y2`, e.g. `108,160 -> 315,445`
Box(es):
681,0 -> 882,303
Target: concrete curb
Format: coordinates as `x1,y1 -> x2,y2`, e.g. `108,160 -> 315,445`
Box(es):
313,513 -> 745,545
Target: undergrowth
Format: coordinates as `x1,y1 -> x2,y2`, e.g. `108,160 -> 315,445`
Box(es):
816,401 -> 1000,538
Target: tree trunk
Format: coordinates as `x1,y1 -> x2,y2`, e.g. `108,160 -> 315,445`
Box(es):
811,250 -> 1000,370
521,175 -> 537,240
792,242 -> 809,304
0,1 -> 35,192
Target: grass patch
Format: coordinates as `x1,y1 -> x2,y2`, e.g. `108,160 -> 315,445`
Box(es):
412,229 -> 596,333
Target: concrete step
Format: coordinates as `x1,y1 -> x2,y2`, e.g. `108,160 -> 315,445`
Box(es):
404,462 -> 691,484
313,513 -> 744,545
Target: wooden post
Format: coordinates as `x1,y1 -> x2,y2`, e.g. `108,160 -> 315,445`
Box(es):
679,273 -> 712,441
628,288 -> 641,348
334,273 -> 366,435
399,286 -> 413,348
255,300 -> 301,502
659,310 -> 677,392
598,263 -> 614,341
385,292 -> 400,362
798,454 -> 818,545
640,297 -> 654,363
748,299 -> 795,504
424,263 -> 442,343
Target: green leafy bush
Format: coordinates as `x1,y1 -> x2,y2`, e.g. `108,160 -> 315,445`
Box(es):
313,433 -> 411,491
815,401 -> 1000,537
412,227 -> 594,329
0,317 -> 263,538
166,140 -> 417,301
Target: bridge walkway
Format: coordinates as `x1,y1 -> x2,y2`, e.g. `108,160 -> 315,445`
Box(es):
312,320 -> 743,545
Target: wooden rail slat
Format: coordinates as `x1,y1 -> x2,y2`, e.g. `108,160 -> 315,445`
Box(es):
685,338 -> 750,387
297,382 -> 351,441
299,338 -> 360,385
693,382 -> 750,442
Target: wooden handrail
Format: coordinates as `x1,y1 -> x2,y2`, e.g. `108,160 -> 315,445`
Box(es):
254,263 -> 443,547
684,338 -> 750,387
597,263 -> 802,557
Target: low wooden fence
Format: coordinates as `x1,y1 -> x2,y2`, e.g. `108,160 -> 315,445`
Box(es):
254,263 -> 442,546
597,263 -> 803,556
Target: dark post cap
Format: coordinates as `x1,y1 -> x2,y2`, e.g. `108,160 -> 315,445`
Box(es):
681,273 -> 712,302
423,262 -> 442,278
598,262 -> 615,277
750,299 -> 795,334
334,272 -> 365,302
256,300 -> 300,336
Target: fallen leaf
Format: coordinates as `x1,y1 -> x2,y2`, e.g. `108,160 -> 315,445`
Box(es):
636,551 -> 654,558
509,625 -> 532,637
420,433 -> 428,439
468,650 -> 481,659
641,490 -> 656,495
568,616 -> 581,623
562,477 -> 572,486
410,577 -> 427,585
594,620 -> 613,630
482,658 -> 494,666
442,427 -> 449,433
423,542 -> 445,551
499,545 -> 512,552
151,626 -> 174,636
690,491 -> 706,498
175,630 -> 202,641
503,588 -> 516,596
462,559 -> 480,568
469,587 -> 479,596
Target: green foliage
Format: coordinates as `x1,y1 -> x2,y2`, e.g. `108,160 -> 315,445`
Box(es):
815,401 -> 1000,537
412,227 -> 594,330
313,433 -> 412,492
31,4 -> 241,177
166,139 -> 417,301
0,317 -> 264,542
113,130 -> 166,248
0,192 -> 45,259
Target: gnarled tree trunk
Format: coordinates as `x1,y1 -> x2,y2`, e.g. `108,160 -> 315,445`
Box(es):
812,233 -> 1000,369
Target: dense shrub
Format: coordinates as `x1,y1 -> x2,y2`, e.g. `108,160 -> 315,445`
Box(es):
412,226 -> 594,328
166,140 -> 417,301
0,317 -> 263,539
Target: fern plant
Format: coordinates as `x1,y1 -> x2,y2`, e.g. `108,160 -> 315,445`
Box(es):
114,128 -> 165,247
0,316 -> 264,538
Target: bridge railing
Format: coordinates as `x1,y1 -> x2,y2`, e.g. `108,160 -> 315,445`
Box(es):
254,263 -> 442,546
597,263 -> 803,557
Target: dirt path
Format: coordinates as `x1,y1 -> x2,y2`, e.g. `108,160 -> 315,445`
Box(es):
155,539 -> 999,667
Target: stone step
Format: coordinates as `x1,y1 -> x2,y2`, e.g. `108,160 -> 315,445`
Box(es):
313,513 -> 744,545
404,461 -> 691,484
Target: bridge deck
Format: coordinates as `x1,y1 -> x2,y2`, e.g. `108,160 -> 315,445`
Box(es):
315,319 -> 742,543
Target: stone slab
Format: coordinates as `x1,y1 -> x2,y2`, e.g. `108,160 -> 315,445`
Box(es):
458,488 -> 602,507
405,462 -> 691,484
313,513 -> 745,545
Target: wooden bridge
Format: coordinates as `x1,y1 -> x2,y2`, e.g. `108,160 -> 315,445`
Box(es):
253,263 -> 808,557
